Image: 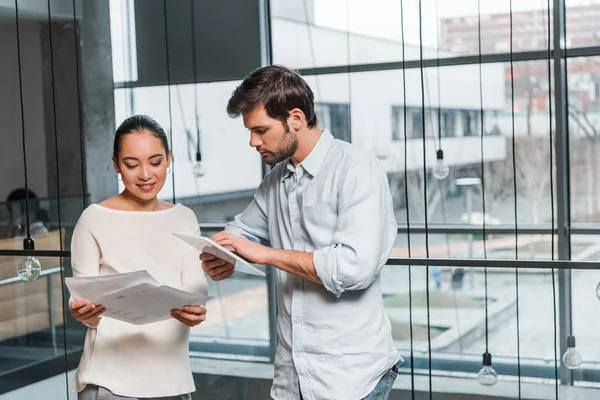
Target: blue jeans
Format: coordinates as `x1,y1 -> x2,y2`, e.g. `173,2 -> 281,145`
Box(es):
361,360 -> 402,400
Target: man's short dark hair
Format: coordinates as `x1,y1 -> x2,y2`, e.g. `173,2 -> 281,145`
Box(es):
227,65 -> 318,128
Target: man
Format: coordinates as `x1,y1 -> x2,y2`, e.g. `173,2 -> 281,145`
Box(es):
201,65 -> 402,400
6,188 -> 49,238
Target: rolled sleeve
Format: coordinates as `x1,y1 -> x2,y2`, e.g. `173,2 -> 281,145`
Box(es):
312,156 -> 397,297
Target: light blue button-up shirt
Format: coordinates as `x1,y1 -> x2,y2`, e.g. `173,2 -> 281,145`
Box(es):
226,130 -> 401,400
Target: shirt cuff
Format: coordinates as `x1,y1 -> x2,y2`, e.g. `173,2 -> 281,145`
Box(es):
313,246 -> 344,298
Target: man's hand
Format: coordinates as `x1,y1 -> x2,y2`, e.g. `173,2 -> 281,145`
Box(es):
70,299 -> 105,327
200,232 -> 271,281
211,231 -> 271,265
171,305 -> 207,327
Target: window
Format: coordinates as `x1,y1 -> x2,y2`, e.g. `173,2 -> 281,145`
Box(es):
462,110 -> 479,136
441,110 -> 456,137
315,102 -> 351,142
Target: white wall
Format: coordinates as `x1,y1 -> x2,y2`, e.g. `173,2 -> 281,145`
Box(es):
0,21 -> 48,201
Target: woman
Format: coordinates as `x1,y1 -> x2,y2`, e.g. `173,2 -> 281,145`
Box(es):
69,114 -> 207,400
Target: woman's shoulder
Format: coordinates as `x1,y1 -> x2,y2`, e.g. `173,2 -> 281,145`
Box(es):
170,204 -> 200,234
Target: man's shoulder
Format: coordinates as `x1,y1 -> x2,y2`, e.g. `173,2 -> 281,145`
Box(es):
261,161 -> 287,185
328,139 -> 380,169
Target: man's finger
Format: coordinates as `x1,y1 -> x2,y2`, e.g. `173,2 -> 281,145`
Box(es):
210,231 -> 227,241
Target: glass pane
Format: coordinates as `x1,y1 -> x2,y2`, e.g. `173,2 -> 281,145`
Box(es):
567,56 -> 600,224
188,226 -> 270,357
387,234 -> 560,382
0,256 -> 85,388
296,62 -> 554,228
571,238 -> 600,370
270,0 -> 554,69
565,1 -> 600,49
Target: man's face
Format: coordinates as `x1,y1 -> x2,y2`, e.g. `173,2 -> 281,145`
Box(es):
243,106 -> 298,166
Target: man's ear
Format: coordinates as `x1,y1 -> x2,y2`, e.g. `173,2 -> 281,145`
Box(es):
288,108 -> 306,130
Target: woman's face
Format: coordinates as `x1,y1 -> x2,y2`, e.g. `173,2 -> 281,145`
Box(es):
113,130 -> 171,202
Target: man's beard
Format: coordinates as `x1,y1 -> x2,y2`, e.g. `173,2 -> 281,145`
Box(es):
266,126 -> 298,166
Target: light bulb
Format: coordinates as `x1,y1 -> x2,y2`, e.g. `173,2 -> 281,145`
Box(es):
193,151 -> 206,177
192,162 -> 206,177
17,256 -> 41,281
562,335 -> 583,370
477,353 -> 498,386
433,149 -> 450,180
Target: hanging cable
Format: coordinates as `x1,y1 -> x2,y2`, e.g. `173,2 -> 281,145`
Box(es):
71,0 -> 87,209
162,0 -> 176,204
536,0 -> 562,392
399,2 -> 415,397
561,0 -> 579,374
435,2 -> 442,154
120,2 -> 129,116
13,0 -> 31,241
190,0 -> 203,174
474,1 -> 500,387
45,0 -> 69,393
301,0 -> 321,99
508,0 -> 522,397
477,0 -> 489,355
434,0 -> 451,256
47,1 -> 63,253
542,0 -> 559,395
345,0 -> 352,142
417,1 -> 432,397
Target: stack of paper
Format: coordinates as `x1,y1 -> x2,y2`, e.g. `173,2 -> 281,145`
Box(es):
65,270 -> 212,325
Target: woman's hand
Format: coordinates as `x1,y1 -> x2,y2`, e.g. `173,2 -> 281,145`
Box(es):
171,305 -> 207,327
70,299 -> 105,327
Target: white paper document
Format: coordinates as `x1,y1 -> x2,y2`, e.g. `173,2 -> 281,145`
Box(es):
65,270 -> 213,325
173,233 -> 266,277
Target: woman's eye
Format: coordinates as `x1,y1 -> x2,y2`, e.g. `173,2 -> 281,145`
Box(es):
151,162 -> 161,167
125,164 -> 137,169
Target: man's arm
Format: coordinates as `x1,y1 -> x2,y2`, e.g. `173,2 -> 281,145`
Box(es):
209,155 -> 397,297
310,155 -> 397,297
202,178 -> 271,281
209,232 -> 322,285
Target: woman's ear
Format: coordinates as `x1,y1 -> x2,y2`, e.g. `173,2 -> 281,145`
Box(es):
166,150 -> 173,167
112,157 -> 121,174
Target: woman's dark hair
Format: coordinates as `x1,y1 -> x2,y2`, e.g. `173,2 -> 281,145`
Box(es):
113,114 -> 170,159
227,65 -> 318,129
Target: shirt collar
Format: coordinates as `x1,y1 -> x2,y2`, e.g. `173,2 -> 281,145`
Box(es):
282,130 -> 334,182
